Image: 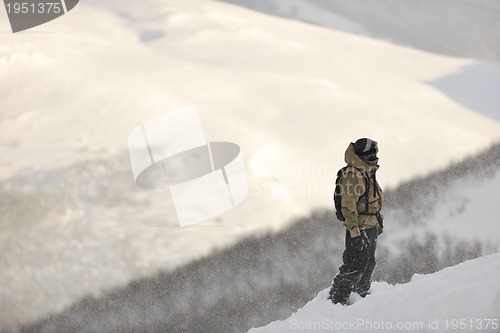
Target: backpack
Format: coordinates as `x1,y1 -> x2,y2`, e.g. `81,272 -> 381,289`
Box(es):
334,166 -> 370,222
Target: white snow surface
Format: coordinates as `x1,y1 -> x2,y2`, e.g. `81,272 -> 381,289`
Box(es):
383,162 -> 500,256
253,0 -> 368,35
250,253 -> 500,333
1,0 -> 500,330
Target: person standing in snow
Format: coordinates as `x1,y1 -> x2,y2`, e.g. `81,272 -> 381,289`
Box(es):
329,138 -> 384,305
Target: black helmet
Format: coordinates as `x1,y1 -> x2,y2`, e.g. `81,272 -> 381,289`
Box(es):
353,138 -> 378,157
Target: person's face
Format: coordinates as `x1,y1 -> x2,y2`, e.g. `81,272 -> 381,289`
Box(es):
367,152 -> 377,161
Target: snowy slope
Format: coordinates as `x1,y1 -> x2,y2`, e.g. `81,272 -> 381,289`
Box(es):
1,0 -> 499,194
219,0 -> 500,63
1,0 -> 500,331
217,0 -> 368,35
249,253 -> 500,333
386,170 -> 500,249
381,144 -> 500,257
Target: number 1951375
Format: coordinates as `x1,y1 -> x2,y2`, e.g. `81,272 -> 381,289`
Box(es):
6,2 -> 62,14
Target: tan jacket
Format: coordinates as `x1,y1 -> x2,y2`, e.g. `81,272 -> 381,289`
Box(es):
340,143 -> 383,237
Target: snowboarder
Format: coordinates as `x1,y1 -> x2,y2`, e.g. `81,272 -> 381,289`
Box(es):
329,138 -> 384,305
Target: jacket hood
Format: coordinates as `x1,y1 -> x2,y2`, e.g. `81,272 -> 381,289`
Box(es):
344,143 -> 379,172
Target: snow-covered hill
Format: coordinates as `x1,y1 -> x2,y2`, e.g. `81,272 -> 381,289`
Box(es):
1,0 -> 500,331
249,253 -> 500,333
219,0 -> 500,62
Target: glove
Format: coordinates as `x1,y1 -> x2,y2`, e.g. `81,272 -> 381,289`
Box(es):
352,230 -> 369,251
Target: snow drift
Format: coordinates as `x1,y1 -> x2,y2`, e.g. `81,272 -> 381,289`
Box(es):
250,253 -> 500,333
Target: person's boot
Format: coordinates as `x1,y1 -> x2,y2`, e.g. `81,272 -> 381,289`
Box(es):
328,288 -> 349,305
355,285 -> 371,298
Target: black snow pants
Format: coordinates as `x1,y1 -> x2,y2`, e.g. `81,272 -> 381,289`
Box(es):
329,227 -> 378,304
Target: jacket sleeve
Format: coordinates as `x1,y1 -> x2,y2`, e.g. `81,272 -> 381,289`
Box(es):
340,172 -> 362,237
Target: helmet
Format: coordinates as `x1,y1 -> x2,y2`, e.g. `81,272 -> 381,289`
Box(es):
353,138 -> 378,157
